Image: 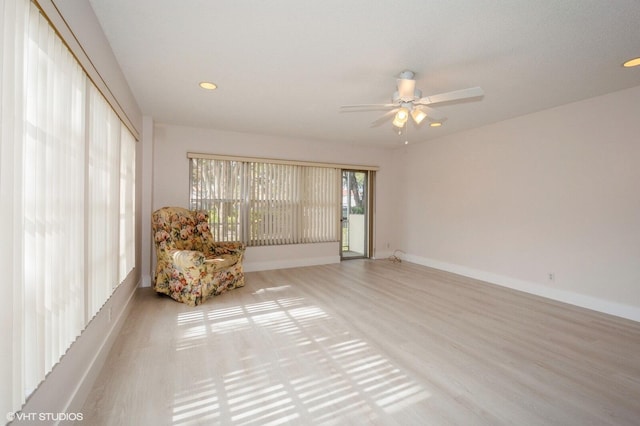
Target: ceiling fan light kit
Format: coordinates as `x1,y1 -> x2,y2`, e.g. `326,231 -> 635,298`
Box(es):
410,108 -> 427,125
341,70 -> 484,136
392,108 -> 409,127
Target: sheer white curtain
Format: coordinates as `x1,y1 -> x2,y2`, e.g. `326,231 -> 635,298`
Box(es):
1,0 -> 86,412
1,0 -> 137,415
1,0 -> 30,411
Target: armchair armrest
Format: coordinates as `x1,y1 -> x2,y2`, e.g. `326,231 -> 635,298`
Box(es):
207,241 -> 246,258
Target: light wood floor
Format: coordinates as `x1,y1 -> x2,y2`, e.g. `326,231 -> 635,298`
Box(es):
81,260 -> 640,425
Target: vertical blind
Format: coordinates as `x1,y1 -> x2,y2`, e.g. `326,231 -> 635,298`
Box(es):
21,1 -> 87,398
191,159 -> 243,242
88,84 -> 121,318
119,125 -> 136,282
190,157 -> 340,246
0,0 -> 136,415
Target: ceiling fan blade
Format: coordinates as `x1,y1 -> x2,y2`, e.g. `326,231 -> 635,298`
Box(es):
415,86 -> 484,106
396,78 -> 416,100
369,109 -> 399,127
340,103 -> 398,109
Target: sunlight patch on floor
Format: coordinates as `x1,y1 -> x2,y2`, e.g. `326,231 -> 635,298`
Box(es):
172,380 -> 220,424
171,290 -> 431,424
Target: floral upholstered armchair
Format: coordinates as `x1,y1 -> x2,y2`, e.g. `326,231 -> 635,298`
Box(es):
152,207 -> 246,306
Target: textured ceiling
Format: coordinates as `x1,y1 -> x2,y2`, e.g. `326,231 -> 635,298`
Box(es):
88,0 -> 640,148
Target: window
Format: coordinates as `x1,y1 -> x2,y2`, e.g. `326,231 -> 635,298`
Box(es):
0,0 -> 136,414
190,156 -> 340,246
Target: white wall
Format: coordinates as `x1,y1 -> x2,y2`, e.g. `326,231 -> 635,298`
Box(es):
395,85 -> 640,321
148,123 -> 396,279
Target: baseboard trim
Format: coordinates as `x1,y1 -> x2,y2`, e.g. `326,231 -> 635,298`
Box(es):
18,274 -> 140,425
63,277 -> 139,417
404,254 -> 640,323
244,255 -> 340,272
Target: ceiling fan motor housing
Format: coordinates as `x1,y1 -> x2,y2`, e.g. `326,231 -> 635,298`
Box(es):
393,89 -> 422,104
398,70 -> 415,80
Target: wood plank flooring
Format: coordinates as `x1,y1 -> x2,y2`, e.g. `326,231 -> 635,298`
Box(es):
81,260 -> 640,425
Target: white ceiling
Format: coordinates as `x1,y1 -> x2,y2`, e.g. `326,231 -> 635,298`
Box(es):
89,0 -> 640,148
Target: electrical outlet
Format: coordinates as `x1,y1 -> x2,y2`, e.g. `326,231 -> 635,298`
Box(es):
548,273 -> 555,282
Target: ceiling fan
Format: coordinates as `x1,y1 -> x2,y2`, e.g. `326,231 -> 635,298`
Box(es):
340,70 -> 484,129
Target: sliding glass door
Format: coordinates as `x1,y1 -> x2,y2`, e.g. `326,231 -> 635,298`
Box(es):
341,170 -> 370,259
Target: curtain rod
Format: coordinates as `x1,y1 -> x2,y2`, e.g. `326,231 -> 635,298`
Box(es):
187,152 -> 379,171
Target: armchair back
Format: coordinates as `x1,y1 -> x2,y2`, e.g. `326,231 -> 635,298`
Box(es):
152,207 -> 211,253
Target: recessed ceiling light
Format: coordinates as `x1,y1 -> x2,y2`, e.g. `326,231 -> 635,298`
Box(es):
199,82 -> 217,90
623,57 -> 640,68
430,122 -> 442,127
